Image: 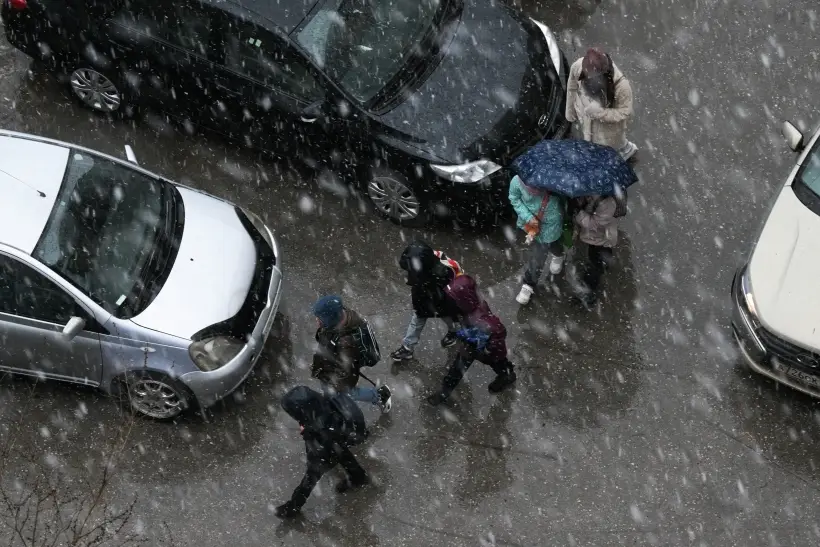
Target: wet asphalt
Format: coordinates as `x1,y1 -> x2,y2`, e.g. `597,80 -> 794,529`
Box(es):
2,0 -> 820,545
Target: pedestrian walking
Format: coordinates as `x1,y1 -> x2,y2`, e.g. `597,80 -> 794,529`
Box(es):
427,275 -> 516,405
312,295 -> 392,412
275,386 -> 370,517
508,174 -> 565,305
566,47 -> 637,160
389,241 -> 462,361
572,194 -> 618,309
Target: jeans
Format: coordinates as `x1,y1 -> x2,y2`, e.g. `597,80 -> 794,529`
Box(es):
439,348 -> 514,399
321,384 -> 379,407
581,245 -> 614,295
522,240 -> 565,287
401,312 -> 456,350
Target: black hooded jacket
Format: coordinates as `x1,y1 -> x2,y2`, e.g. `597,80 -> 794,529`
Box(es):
399,241 -> 458,319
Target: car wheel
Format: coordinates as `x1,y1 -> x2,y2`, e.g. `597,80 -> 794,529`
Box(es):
121,371 -> 189,421
366,167 -> 429,226
68,66 -> 132,116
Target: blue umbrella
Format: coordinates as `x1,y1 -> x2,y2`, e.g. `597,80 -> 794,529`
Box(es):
512,139 -> 638,197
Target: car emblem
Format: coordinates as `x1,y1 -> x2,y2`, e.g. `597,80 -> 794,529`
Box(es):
538,114 -> 549,129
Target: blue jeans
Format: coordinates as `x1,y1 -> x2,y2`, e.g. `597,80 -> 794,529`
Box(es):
321,384 -> 379,406
401,313 -> 456,350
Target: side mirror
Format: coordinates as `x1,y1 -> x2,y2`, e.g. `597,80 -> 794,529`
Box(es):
299,101 -> 326,124
124,144 -> 138,164
782,121 -> 805,152
62,316 -> 86,341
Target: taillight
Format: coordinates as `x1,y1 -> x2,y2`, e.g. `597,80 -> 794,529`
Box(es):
9,0 -> 27,10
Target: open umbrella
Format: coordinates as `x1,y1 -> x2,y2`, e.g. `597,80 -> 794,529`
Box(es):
512,138 -> 638,197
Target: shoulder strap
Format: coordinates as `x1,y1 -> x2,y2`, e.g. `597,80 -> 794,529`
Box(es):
536,192 -> 551,222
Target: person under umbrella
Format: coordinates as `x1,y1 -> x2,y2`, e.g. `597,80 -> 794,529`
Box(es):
275,386 -> 370,517
572,194 -> 618,309
508,174 -> 566,305
566,47 -> 637,161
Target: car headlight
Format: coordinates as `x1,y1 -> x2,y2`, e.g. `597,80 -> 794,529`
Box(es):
740,267 -> 758,318
189,336 -> 244,371
530,18 -> 563,75
430,160 -> 503,184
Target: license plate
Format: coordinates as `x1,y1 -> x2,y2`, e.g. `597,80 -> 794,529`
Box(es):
779,363 -> 820,390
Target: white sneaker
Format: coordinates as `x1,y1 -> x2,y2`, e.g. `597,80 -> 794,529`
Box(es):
515,284 -> 534,305
377,385 -> 392,414
620,141 -> 638,161
548,254 -> 565,275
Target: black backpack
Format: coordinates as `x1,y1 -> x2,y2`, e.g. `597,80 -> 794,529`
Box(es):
335,318 -> 381,368
327,393 -> 368,447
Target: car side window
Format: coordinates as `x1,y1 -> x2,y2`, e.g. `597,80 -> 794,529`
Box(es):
108,0 -> 212,57
0,255 -> 82,325
223,23 -> 324,103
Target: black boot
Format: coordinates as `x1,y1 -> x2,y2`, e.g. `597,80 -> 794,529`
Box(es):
336,474 -> 370,493
426,392 -> 448,406
440,331 -> 458,348
488,370 -> 517,393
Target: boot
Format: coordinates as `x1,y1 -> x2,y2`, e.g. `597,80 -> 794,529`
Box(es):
488,370 -> 517,393
336,474 -> 370,493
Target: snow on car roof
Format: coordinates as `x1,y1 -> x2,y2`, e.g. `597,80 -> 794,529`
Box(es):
0,135 -> 67,254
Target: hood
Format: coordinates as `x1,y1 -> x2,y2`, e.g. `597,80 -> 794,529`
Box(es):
376,0 -> 560,164
131,187 -> 257,339
445,274 -> 482,313
282,386 -> 328,429
748,186 -> 820,350
399,240 -> 438,283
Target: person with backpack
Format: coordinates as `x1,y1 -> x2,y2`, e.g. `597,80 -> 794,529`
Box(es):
389,241 -> 463,361
312,295 -> 392,413
566,47 -> 637,161
427,275 -> 516,406
508,174 -> 565,305
573,194 -> 619,309
275,386 -> 369,517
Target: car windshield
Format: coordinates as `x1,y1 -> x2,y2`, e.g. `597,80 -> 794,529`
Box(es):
33,151 -> 177,318
794,139 -> 820,215
296,0 -> 441,103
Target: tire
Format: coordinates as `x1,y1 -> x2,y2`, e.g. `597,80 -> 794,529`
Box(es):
118,370 -> 191,421
364,166 -> 430,227
67,65 -> 138,118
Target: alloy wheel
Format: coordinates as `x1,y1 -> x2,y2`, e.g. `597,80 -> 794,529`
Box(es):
70,68 -> 122,113
128,377 -> 183,420
367,175 -> 421,221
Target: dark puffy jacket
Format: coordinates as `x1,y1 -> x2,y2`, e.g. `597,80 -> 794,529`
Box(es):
312,308 -> 367,392
444,275 -> 508,361
281,386 -> 367,450
399,241 -> 457,319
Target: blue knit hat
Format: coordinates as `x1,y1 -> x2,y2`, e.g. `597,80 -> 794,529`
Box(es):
313,295 -> 344,328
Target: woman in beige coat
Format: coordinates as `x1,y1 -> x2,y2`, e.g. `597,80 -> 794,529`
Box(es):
566,48 -> 637,160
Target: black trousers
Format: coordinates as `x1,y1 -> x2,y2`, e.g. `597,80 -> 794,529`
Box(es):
290,442 -> 367,509
440,347 -> 514,399
581,245 -> 614,295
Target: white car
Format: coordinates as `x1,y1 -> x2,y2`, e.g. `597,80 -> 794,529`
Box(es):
732,121 -> 820,398
0,130 -> 283,419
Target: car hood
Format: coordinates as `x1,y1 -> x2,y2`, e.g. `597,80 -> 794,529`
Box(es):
748,186 -> 820,350
375,0 -> 560,164
131,187 -> 256,340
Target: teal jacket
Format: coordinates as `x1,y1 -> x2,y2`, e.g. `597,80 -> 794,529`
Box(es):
508,175 -> 564,244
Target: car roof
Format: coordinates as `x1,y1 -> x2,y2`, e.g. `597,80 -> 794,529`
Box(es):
0,134 -> 67,255
201,0 -> 318,33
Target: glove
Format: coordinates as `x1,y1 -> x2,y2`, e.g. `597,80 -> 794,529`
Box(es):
275,501 -> 301,518
585,102 -> 604,119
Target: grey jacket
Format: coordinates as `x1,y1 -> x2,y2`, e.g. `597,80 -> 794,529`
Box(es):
574,196 -> 618,248
566,59 -> 634,150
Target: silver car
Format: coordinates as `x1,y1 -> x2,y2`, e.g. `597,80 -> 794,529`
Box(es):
0,130 -> 283,419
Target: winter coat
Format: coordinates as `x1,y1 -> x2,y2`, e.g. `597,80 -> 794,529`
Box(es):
399,241 -> 458,319
508,175 -> 564,244
444,275 -> 508,362
566,59 -> 634,150
312,308 -> 367,392
574,195 -> 618,248
281,386 -> 367,508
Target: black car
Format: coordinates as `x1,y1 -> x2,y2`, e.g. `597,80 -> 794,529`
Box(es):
3,0 -> 568,226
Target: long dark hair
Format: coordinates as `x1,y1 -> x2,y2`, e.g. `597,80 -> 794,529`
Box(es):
580,53 -> 616,107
